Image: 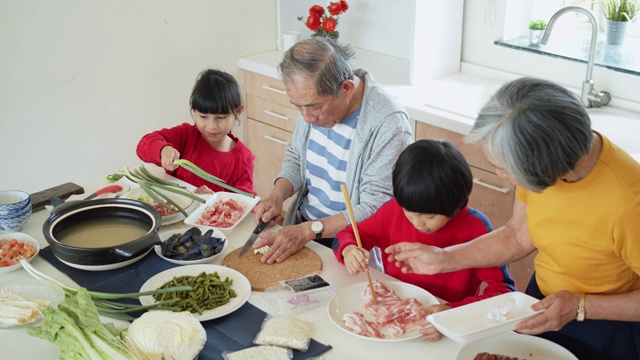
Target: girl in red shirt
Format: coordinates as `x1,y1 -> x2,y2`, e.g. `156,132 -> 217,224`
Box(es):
136,69 -> 255,195
334,139 -> 515,341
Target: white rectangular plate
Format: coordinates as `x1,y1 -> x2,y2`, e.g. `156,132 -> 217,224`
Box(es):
427,292 -> 543,344
184,192 -> 260,234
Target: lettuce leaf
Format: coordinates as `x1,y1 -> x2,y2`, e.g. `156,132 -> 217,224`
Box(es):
26,289 -> 134,360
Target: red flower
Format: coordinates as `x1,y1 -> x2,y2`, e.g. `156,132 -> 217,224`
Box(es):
328,2 -> 343,16
322,17 -> 337,33
306,14 -> 321,31
309,5 -> 325,17
298,1 -> 348,39
340,1 -> 349,12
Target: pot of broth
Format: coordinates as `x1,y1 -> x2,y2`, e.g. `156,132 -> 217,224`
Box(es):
42,198 -> 162,270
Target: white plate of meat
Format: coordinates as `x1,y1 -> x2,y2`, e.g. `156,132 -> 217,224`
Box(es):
327,280 -> 439,342
457,332 -> 577,360
121,187 -> 196,225
184,192 -> 260,234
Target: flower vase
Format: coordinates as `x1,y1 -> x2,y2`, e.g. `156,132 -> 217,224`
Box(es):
605,19 -> 629,46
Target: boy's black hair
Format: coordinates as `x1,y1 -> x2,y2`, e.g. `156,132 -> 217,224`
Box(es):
190,69 -> 242,115
392,139 -> 473,218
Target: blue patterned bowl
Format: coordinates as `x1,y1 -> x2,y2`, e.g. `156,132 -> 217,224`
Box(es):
0,190 -> 32,233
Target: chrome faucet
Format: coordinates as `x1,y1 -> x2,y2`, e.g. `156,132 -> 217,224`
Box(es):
541,5 -> 611,108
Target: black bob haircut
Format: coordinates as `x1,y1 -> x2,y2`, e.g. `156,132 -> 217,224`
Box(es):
190,69 -> 242,115
392,139 -> 473,218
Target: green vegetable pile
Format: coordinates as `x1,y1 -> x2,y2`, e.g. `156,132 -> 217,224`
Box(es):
153,271 -> 237,315
27,289 -> 136,359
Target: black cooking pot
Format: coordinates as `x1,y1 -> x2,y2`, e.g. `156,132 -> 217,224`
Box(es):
42,198 -> 161,268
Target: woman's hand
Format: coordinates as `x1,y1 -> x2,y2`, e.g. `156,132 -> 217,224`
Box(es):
384,242 -> 446,275
160,146 -> 180,171
420,304 -> 451,342
342,245 -> 369,275
515,290 -> 581,334
253,223 -> 311,264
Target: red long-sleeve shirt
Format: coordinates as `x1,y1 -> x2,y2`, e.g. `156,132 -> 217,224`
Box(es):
334,199 -> 515,307
136,123 -> 255,195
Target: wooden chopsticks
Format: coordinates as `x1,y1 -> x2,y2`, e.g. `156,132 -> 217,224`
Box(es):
340,183 -> 378,305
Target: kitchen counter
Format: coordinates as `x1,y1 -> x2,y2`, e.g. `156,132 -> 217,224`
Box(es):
239,50 -> 640,158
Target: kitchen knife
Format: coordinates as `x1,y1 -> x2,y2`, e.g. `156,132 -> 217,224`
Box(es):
238,220 -> 268,257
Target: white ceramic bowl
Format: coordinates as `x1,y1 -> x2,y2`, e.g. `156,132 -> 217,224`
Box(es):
427,292 -> 543,344
121,187 -> 195,224
0,190 -> 32,233
184,192 -> 260,234
155,226 -> 228,265
0,232 -> 40,273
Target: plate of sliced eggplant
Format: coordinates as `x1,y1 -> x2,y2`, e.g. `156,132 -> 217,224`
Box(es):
155,226 -> 227,265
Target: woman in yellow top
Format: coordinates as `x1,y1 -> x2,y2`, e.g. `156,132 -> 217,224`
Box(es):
385,77 -> 640,360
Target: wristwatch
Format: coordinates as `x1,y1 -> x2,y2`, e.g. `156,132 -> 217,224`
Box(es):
311,220 -> 324,240
576,293 -> 586,322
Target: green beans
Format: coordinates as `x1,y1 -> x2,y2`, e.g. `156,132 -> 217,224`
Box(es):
152,271 -> 237,315
174,159 -> 255,198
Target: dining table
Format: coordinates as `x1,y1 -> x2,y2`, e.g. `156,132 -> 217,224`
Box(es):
1,166 -> 476,360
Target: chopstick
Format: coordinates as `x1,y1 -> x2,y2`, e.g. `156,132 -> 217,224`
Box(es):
340,183 -> 378,305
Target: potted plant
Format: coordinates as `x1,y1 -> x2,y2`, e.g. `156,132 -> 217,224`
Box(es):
600,0 -> 638,45
528,19 -> 547,46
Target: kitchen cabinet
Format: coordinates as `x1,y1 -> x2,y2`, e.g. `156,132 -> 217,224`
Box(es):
243,70 -> 297,212
415,122 -> 535,291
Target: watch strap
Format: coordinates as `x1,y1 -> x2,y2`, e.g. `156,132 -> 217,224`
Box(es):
576,293 -> 586,322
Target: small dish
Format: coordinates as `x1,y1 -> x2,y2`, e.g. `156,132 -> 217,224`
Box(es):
139,264 -> 251,322
184,192 -> 260,234
327,280 -> 439,342
155,226 -> 228,265
0,278 -> 65,328
456,332 -> 577,360
0,232 -> 40,273
121,187 -> 196,224
427,292 -> 543,344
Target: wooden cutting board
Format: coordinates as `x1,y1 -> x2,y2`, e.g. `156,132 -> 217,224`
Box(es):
222,247 -> 322,291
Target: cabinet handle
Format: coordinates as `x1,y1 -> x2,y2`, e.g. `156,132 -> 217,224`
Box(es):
264,135 -> 290,146
261,85 -> 287,95
472,178 -> 510,194
264,110 -> 290,121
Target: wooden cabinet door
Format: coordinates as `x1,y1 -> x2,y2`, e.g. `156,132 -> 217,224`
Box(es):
245,118 -> 294,210
246,95 -> 298,133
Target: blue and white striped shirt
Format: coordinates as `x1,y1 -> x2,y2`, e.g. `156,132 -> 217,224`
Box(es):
300,107 -> 360,220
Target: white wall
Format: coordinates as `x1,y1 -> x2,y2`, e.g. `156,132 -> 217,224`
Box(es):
462,0 -> 640,105
0,0 -> 277,193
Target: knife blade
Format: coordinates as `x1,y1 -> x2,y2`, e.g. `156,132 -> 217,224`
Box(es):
239,220 -> 268,257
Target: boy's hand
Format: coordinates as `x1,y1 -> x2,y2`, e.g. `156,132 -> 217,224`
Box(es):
342,245 -> 369,275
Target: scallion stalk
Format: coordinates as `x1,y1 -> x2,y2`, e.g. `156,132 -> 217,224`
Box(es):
174,159 -> 255,198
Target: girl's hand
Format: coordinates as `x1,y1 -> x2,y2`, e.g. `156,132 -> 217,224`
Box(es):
420,304 -> 451,342
160,146 -> 180,171
342,245 -> 369,275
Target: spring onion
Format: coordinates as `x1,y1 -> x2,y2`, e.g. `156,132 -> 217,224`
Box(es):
20,259 -> 192,321
174,159 -> 255,198
122,164 -> 206,217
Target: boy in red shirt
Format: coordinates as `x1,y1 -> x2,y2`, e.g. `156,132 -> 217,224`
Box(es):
334,139 -> 515,341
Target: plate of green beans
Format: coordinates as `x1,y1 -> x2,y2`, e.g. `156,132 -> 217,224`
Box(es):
138,264 -> 251,321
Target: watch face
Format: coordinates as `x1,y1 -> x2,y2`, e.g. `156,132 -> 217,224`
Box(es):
312,221 -> 323,232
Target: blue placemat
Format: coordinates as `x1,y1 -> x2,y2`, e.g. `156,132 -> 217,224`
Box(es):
40,247 -> 332,360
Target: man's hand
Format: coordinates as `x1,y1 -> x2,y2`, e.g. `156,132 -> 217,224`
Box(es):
253,223 -> 312,264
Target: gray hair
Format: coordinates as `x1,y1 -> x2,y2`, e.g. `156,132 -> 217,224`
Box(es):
465,77 -> 593,192
278,37 -> 355,98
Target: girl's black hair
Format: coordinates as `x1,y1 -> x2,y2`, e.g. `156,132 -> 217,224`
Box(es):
392,139 -> 473,218
190,69 -> 242,115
